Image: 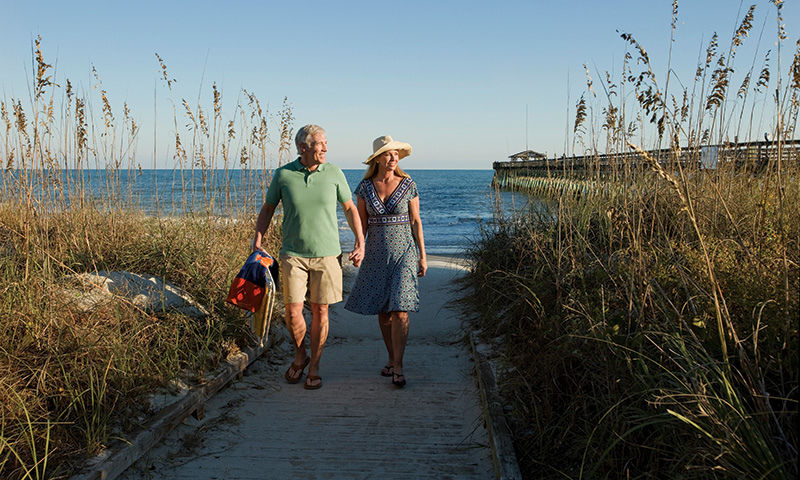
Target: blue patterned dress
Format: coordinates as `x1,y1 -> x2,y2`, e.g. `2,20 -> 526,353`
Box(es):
344,177 -> 420,315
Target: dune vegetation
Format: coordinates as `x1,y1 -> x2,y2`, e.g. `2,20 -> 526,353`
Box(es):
1,39 -> 291,479
463,2 -> 798,478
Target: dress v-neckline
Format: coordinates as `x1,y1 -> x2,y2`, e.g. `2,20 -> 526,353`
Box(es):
365,177 -> 411,215
371,177 -> 402,206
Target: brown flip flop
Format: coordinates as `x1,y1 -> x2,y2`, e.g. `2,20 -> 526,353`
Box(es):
304,375 -> 322,390
285,357 -> 310,384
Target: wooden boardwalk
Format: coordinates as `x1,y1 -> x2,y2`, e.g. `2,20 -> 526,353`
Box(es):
116,258 -> 507,480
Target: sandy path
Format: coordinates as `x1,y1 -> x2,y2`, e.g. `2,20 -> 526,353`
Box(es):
120,255 -> 495,479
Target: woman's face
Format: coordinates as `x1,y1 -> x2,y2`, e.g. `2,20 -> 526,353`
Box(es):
377,150 -> 399,172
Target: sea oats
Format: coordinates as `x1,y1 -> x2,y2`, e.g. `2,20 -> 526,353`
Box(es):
581,63 -> 596,103
733,5 -> 755,49
706,63 -> 732,111
13,101 -> 27,139
680,90 -> 689,122
1,102 -> 8,133
197,105 -> 208,138
174,133 -> 186,165
737,72 -> 751,98
790,39 -> 800,91
756,53 -> 771,92
574,95 -> 587,135
34,36 -> 55,101
212,83 -> 221,119
75,98 -> 87,155
602,104 -> 618,136
772,0 -> 786,42
92,67 -> 114,129
183,99 -> 197,130
706,33 -> 719,69
124,102 -> 138,138
239,145 -> 248,167
155,53 -> 174,89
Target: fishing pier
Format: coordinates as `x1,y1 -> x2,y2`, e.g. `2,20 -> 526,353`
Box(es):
493,140 -> 799,196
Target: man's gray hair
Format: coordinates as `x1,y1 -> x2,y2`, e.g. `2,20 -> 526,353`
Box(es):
295,125 -> 326,155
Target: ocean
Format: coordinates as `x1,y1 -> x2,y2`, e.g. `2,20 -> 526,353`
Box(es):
339,169 -> 533,255
1,169 -> 537,256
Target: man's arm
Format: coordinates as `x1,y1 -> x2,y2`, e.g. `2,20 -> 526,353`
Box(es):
252,202 -> 277,253
341,199 -> 365,267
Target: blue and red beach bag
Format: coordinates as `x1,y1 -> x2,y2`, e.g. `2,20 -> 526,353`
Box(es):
226,251 -> 279,312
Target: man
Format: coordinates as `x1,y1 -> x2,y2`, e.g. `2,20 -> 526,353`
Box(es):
252,125 -> 364,390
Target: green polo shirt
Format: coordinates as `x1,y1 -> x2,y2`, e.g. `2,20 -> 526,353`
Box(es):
265,158 -> 352,258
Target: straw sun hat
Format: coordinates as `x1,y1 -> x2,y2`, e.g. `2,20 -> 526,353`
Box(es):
365,135 -> 412,164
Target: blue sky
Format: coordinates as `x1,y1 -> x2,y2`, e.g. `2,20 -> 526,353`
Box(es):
2,1 -> 796,169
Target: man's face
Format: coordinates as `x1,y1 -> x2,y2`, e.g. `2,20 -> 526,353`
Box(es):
301,133 -> 327,167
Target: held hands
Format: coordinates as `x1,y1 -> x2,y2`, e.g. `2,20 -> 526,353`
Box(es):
349,243 -> 365,267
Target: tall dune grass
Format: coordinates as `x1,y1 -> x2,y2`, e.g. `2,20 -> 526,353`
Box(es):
0,37 -> 289,478
465,2 -> 798,478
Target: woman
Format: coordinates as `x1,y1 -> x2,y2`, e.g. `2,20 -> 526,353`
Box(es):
344,135 -> 427,387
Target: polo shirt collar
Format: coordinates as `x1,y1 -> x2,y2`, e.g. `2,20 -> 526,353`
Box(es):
293,157 -> 327,173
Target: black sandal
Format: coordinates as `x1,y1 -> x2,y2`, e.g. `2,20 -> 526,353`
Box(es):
380,365 -> 394,377
392,372 -> 406,387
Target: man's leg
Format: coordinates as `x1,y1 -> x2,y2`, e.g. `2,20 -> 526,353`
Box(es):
306,302 -> 329,388
304,255 -> 341,389
280,255 -> 311,383
284,301 -> 308,382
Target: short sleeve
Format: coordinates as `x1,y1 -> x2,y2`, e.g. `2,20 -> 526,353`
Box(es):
409,179 -> 418,199
264,170 -> 281,206
354,180 -> 366,200
336,167 -> 352,204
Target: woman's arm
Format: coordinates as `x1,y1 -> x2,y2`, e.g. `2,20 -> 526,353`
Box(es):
356,196 -> 369,238
408,196 -> 427,277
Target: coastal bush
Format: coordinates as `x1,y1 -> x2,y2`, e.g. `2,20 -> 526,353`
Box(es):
464,3 -> 798,478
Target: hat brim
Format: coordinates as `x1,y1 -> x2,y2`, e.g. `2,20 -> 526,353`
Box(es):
365,141 -> 412,164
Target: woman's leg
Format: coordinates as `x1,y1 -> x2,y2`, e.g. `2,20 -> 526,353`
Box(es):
390,311 -> 409,376
378,313 -> 393,372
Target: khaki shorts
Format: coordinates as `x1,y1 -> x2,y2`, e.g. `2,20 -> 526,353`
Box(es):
279,255 -> 342,305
